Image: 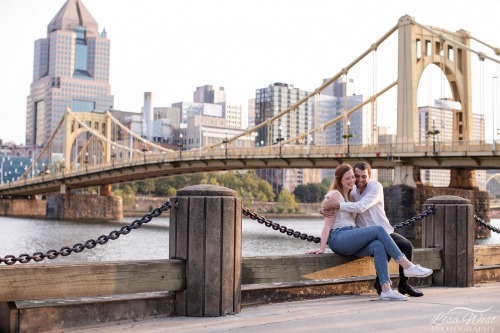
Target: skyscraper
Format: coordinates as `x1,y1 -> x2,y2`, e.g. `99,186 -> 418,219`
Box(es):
193,85 -> 226,104
418,99 -> 486,189
255,82 -> 313,146
26,0 -> 114,152
193,85 -> 245,129
320,77 -> 374,182
254,82 -> 320,193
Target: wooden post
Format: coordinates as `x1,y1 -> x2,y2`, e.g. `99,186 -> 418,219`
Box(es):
422,195 -> 474,287
170,185 -> 242,317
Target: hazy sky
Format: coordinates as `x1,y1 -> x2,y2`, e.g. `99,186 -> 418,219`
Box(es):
1,0 -> 500,144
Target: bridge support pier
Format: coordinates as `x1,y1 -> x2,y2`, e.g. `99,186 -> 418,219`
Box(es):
170,185 -> 241,317
392,165 -> 418,188
422,196 -> 475,287
46,194 -> 123,221
449,169 -> 478,189
384,186 -> 491,240
100,184 -> 112,196
0,198 -> 45,218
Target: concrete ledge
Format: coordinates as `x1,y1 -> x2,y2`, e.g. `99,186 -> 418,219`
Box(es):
242,248 -> 442,284
1,292 -> 174,333
241,274 -> 433,307
474,265 -> 500,283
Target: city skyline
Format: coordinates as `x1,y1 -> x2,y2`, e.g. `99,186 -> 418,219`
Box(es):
1,0 -> 500,144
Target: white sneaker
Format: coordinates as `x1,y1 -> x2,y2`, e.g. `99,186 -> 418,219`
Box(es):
403,264 -> 433,278
380,289 -> 409,301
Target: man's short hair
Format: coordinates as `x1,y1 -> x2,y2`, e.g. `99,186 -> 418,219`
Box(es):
353,161 -> 372,177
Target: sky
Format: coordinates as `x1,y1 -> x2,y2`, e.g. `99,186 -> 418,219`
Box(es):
1,0 -> 500,144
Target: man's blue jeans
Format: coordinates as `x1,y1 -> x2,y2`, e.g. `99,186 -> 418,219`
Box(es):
327,225 -> 406,286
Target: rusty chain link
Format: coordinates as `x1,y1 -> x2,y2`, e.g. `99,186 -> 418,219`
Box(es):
242,206 -> 321,243
0,200 -> 175,265
392,206 -> 437,230
474,215 -> 500,234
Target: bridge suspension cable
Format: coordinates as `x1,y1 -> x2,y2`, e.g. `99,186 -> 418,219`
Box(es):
469,35 -> 500,56
21,107 -> 175,181
105,111 -> 173,153
66,108 -> 144,155
412,20 -> 500,65
282,80 -> 398,146
21,113 -> 67,180
204,22 -> 399,150
371,47 -> 378,146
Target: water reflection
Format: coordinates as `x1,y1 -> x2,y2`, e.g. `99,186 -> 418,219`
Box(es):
0,216 -> 498,264
0,217 -> 170,264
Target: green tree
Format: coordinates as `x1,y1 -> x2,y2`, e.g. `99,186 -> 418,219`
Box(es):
167,187 -> 177,197
277,188 -> 299,213
379,180 -> 392,188
239,188 -> 253,206
257,178 -> 274,201
293,184 -> 309,203
114,184 -> 135,207
154,178 -> 171,196
113,171 -> 281,203
136,179 -> 155,196
293,183 -> 328,203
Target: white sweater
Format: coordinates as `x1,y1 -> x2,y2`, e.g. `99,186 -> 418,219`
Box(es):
339,180 -> 394,234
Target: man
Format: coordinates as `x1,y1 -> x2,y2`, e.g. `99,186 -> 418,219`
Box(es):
322,161 -> 424,297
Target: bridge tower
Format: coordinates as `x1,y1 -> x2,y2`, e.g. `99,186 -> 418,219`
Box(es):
63,109 -> 113,195
395,15 -> 474,188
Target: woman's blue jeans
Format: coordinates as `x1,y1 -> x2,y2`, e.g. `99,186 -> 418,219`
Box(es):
327,225 -> 406,286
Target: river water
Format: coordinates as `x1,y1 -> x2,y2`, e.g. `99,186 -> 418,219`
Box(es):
0,215 -> 499,264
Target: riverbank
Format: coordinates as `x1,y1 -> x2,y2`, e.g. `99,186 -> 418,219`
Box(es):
125,197 -> 322,218
124,212 -> 323,218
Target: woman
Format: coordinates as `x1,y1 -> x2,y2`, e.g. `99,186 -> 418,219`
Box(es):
306,164 -> 432,301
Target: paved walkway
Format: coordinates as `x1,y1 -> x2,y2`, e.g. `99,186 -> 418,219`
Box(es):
72,283 -> 500,333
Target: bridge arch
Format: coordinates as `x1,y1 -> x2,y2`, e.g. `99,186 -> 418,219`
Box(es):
397,15 -> 473,144
63,111 -> 112,170
486,173 -> 500,187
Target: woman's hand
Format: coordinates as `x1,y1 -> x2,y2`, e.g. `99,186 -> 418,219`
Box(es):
305,249 -> 325,254
322,197 -> 340,217
321,208 -> 337,218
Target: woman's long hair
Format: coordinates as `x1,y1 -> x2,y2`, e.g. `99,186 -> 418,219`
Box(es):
329,163 -> 353,202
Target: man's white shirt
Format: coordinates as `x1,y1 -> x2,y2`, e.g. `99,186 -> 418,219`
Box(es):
339,180 -> 394,234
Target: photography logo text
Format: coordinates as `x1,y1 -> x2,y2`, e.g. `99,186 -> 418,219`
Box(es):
430,306 -> 497,332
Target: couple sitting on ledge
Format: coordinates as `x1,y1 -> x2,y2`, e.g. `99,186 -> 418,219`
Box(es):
306,161 -> 433,301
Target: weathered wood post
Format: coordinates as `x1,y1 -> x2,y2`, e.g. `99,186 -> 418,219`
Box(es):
422,195 -> 474,287
170,185 -> 242,316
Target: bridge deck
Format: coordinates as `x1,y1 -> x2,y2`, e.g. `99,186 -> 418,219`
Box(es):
72,282 -> 500,332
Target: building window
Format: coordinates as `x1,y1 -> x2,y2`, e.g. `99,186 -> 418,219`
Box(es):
72,100 -> 95,112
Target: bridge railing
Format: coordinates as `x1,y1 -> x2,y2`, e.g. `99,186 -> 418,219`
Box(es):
0,140 -> 497,191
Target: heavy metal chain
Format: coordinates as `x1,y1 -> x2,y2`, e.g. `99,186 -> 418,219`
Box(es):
474,215 -> 500,234
242,206 -> 321,243
392,206 -> 437,230
0,200 -> 175,265
243,205 -> 438,242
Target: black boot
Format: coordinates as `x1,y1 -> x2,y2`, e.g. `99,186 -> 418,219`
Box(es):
398,283 -> 424,297
373,280 -> 382,295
